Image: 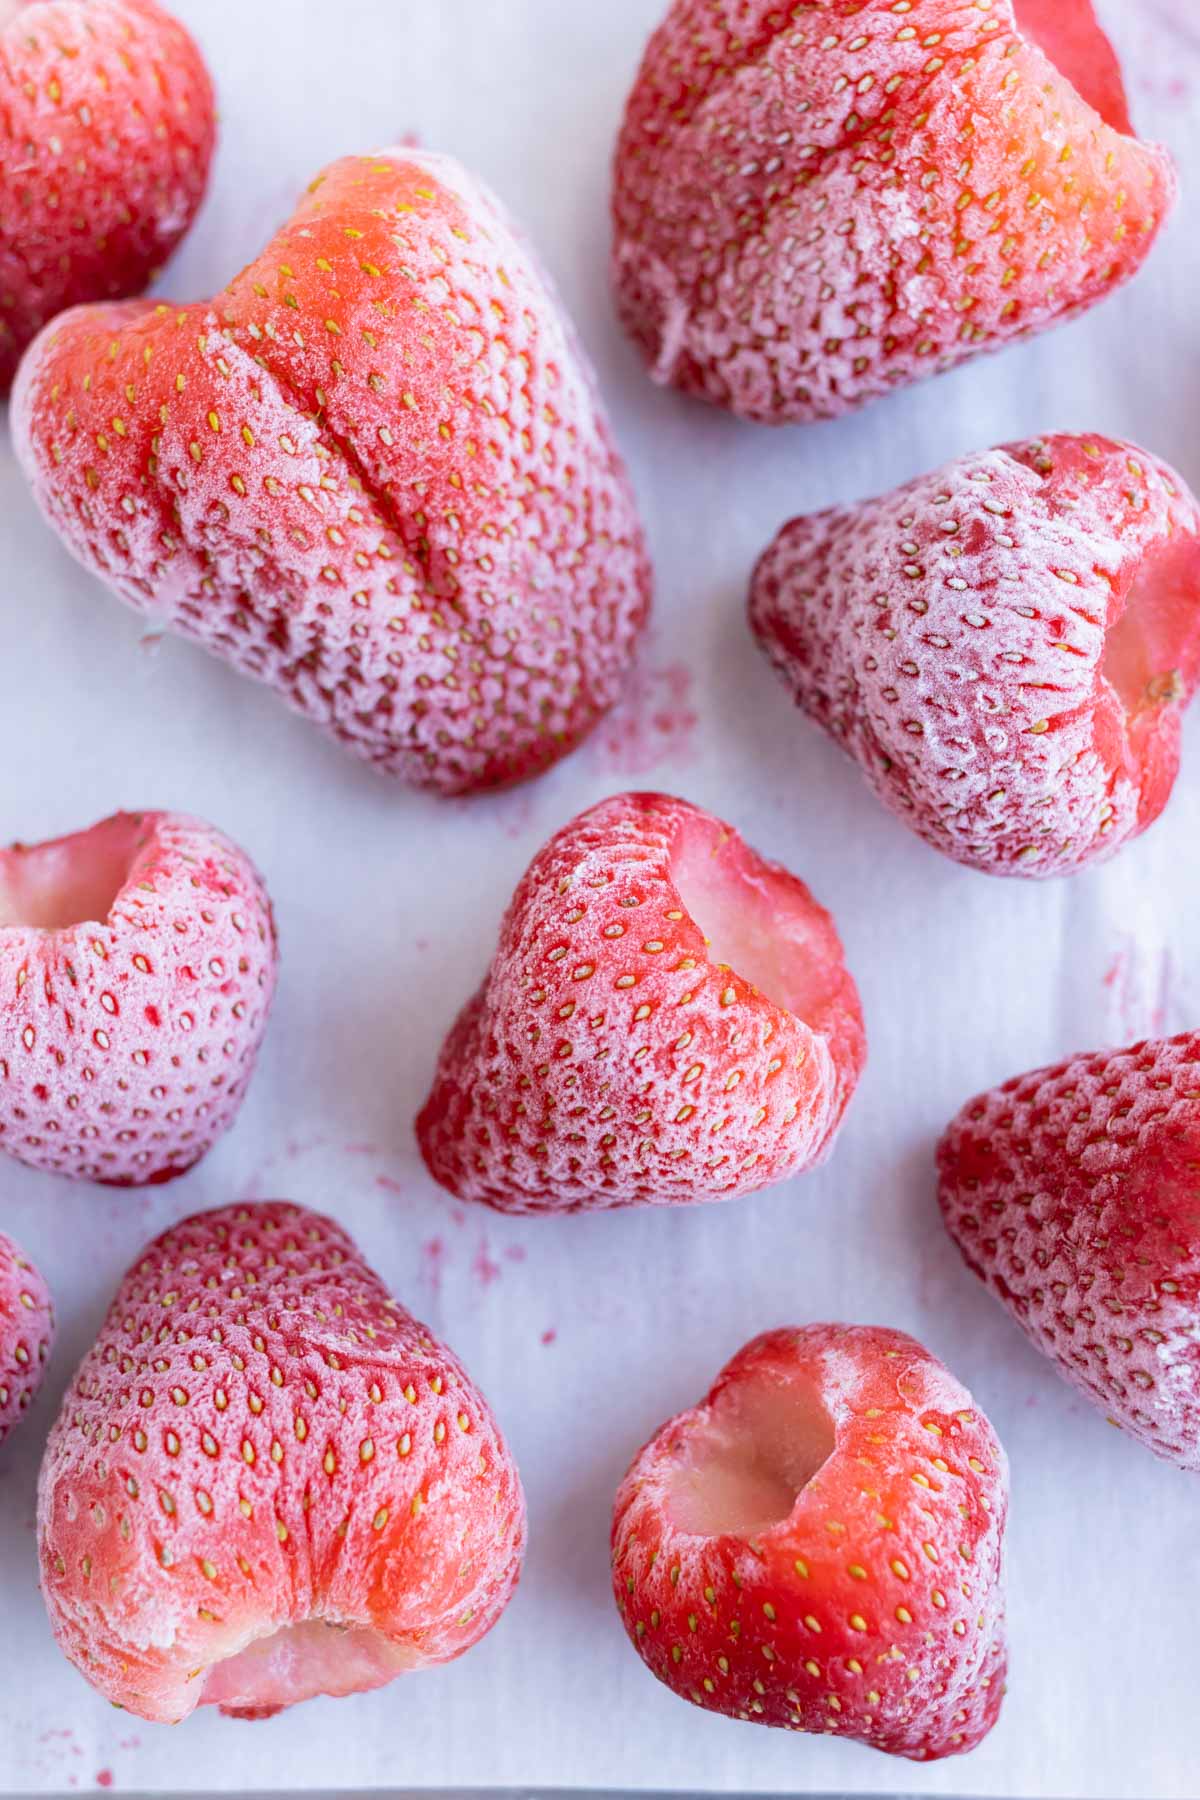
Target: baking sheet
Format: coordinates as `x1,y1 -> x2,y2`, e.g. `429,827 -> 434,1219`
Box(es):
1,1 -> 1198,1795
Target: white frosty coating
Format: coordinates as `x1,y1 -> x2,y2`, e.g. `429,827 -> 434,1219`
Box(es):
612,0 -> 1176,423
939,1031 -> 1200,1469
750,434 -> 1200,878
11,149 -> 651,794
37,1202 -> 527,1724
0,1231 -> 54,1445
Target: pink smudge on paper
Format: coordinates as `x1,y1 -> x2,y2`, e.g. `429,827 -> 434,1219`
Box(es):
504,1245 -> 527,1264
589,659 -> 698,776
95,1775 -> 114,1791
541,1328 -> 558,1347
472,1238 -> 502,1289
376,1175 -> 404,1196
419,1237 -> 446,1300
1104,942 -> 1176,1041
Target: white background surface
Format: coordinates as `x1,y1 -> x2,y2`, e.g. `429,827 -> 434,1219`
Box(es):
1,1 -> 1198,1795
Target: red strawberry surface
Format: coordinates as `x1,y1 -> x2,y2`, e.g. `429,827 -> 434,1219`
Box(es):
939,1032 -> 1200,1471
612,0 -> 1175,424
0,810 -> 277,1185
750,435 -> 1200,879
38,1201 -> 527,1723
0,1231 -> 53,1446
12,149 -> 652,795
0,0 -> 215,395
417,792 -> 865,1214
612,1325 -> 1008,1760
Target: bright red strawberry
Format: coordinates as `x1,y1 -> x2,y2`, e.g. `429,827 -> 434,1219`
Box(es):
12,149 -> 652,795
0,810 -> 277,1185
417,792 -> 865,1213
612,0 -> 1175,423
612,1325 -> 1008,1760
39,1200 -> 527,1723
0,1231 -> 53,1446
0,0 -> 215,395
939,1032 -> 1200,1470
750,435 -> 1200,878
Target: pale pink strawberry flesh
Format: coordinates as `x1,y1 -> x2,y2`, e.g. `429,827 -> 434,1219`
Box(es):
667,1380 -> 836,1538
1012,0 -> 1133,135
1102,535 -> 1200,775
0,814 -> 142,931
671,820 -> 842,1034
200,1620 -> 421,1719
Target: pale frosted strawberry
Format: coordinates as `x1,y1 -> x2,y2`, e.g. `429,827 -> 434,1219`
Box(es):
39,1201 -> 527,1723
613,0 -> 1175,423
418,792 -> 865,1212
939,1032 -> 1200,1470
750,435 -> 1200,878
0,1232 -> 54,1446
0,811 -> 277,1184
12,150 -> 652,795
612,1326 -> 1009,1759
0,0 -> 216,393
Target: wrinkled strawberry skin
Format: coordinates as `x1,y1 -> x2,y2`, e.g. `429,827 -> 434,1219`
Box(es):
612,1325 -> 1009,1760
12,151 -> 652,795
939,1033 -> 1200,1470
0,0 -> 216,394
749,435 -> 1200,879
417,791 -> 865,1213
613,0 -> 1176,423
38,1201 -> 527,1724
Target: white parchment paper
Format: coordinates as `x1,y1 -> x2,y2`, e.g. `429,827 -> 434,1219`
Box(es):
1,2 -> 1198,1794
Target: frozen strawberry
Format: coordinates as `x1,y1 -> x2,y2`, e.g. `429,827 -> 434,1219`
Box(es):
750,435 -> 1200,879
0,1232 -> 54,1446
0,0 -> 215,395
612,0 -> 1175,423
0,810 -> 277,1185
417,792 -> 865,1213
12,150 -> 652,795
939,1032 -> 1200,1471
612,1325 -> 1008,1760
38,1200 -> 527,1723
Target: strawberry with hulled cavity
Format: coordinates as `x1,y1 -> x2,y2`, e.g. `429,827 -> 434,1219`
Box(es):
612,0 -> 1176,424
612,1326 -> 1009,1760
939,1031 -> 1200,1470
0,1232 -> 54,1446
11,149 -> 652,795
417,792 -> 865,1212
0,0 -> 216,394
38,1201 -> 527,1722
0,811 -> 277,1184
750,435 -> 1200,878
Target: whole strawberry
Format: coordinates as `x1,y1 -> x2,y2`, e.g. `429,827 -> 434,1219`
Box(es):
39,1201 -> 527,1723
12,149 -> 652,795
417,792 -> 865,1213
612,0 -> 1175,423
0,1232 -> 54,1446
750,435 -> 1200,878
612,1325 -> 1008,1760
0,0 -> 215,394
939,1032 -> 1200,1470
0,811 -> 277,1184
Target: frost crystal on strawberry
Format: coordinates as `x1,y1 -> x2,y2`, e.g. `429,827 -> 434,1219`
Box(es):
612,1326 -> 1008,1760
0,1232 -> 54,1447
0,812 -> 277,1185
0,0 -> 216,394
418,791 -> 865,1213
939,1032 -> 1200,1471
12,149 -> 652,795
612,0 -> 1176,423
38,1201 -> 527,1723
750,435 -> 1200,878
